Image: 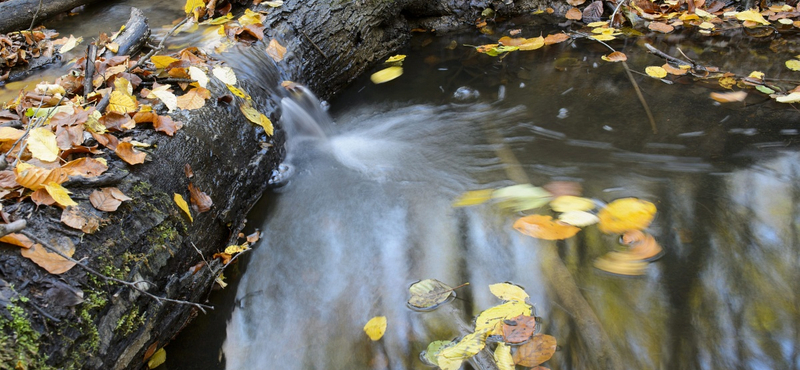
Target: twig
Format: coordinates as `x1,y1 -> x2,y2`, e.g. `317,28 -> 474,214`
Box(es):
126,17 -> 190,74
139,78 -> 196,85
609,0 -> 627,27
644,43 -> 707,72
301,31 -> 328,60
19,230 -> 214,313
0,219 -> 26,239
190,242 -> 216,279
27,0 -> 43,31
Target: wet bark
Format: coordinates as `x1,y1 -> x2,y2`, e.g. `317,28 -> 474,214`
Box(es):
0,0 -> 101,34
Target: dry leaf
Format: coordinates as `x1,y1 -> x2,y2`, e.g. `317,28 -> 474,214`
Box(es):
107,91 -> 138,114
566,7 -> 583,20
601,51 -> 627,62
543,33 -> 569,45
408,279 -> 458,311
61,206 -> 101,233
188,66 -> 209,88
648,21 -> 675,33
44,182 -> 77,207
710,91 -> 748,103
188,182 -> 212,212
153,115 -> 183,136
14,164 -> 68,190
502,315 -> 537,344
148,86 -> 178,112
363,316 -> 387,341
598,198 -> 657,234
20,241 -> 76,274
31,188 -> 56,206
90,188 -> 123,212
0,233 -> 33,248
174,193 -> 193,222
735,9 -> 771,25
513,215 -> 580,240
61,157 -> 108,178
27,127 -> 59,162
266,39 -> 287,62
176,88 -> 208,110
662,63 -> 688,75
513,334 -> 557,367
150,55 -> 180,69
246,230 -> 261,243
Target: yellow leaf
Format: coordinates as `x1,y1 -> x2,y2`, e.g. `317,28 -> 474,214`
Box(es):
598,198 -> 656,234
238,8 -> 264,26
59,35 -> 82,54
494,343 -> 515,370
215,272 -> 228,288
188,66 -> 209,88
407,279 -> 459,310
147,348 -> 166,369
363,316 -> 387,341
590,34 -> 616,41
227,84 -> 249,98
147,86 -> 178,112
475,301 -> 532,332
558,210 -> 599,227
370,66 -> 403,84
718,76 -> 737,89
776,92 -> 800,103
550,195 -> 595,212
266,39 -> 287,62
107,91 -> 138,114
239,101 -> 274,135
492,184 -> 552,212
106,42 -> 119,53
735,9 -> 771,25
587,21 -> 609,27
27,127 -> 59,162
14,163 -> 68,190
184,0 -> 204,14
201,12 -> 234,25
212,66 -> 237,85
0,127 -> 24,141
489,283 -> 529,302
114,77 -> 133,96
518,36 -> 544,51
452,189 -> 493,207
224,242 -> 250,254
439,330 -> 487,360
44,182 -> 77,207
150,55 -> 180,69
786,60 -> 800,71
385,54 -> 406,63
436,356 -> 463,370
748,71 -> 765,79
699,21 -> 715,29
174,193 -> 193,222
645,66 -> 668,78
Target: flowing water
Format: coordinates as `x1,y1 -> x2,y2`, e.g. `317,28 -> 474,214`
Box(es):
5,3 -> 800,369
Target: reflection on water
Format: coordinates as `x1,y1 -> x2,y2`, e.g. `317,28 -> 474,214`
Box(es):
160,18 -> 800,370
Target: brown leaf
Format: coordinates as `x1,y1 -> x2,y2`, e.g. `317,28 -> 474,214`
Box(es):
184,164 -> 194,179
14,165 -> 68,190
582,1 -> 604,23
213,252 -> 232,264
20,242 -> 76,274
662,63 -> 688,75
90,132 -> 120,151
51,107 -> 89,150
108,187 -> 132,201
622,230 -> 663,260
133,111 -> 158,124
31,188 -> 56,206
61,206 -> 101,234
513,215 -> 580,240
188,182 -> 213,212
602,51 -> 628,62
502,315 -> 537,344
61,157 -> 108,178
0,233 -> 33,248
89,188 -> 123,212
176,88 -> 208,110
115,142 -> 146,165
543,33 -> 569,45
513,334 -> 557,367
565,7 -> 583,20
648,21 -> 675,33
710,91 -> 748,103
246,230 -> 261,243
153,115 -> 183,136
100,112 -> 134,131
0,170 -> 19,188
266,39 -> 287,62
143,341 -> 160,363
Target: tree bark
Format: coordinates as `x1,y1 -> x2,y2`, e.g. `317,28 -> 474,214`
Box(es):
0,0 -> 102,34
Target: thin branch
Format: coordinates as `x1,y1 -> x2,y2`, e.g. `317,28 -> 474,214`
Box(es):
301,30 -> 328,60
610,0 -> 627,28
0,219 -> 26,239
19,230 -> 214,313
27,0 -> 43,31
83,44 -> 97,99
126,17 -> 190,74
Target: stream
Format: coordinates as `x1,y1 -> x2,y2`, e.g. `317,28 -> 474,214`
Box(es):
3,2 -> 800,369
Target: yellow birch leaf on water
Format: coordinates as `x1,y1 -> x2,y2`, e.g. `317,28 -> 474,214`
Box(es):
147,348 -> 166,369
21,242 -> 76,274
518,36 -> 545,51
385,54 -> 406,63
213,66 -> 237,85
184,0 -> 204,14
594,251 -> 648,275
601,51 -> 627,62
239,101 -> 274,135
27,127 -> 59,162
776,92 -> 800,103
475,301 -> 532,332
748,71 -> 765,80
147,86 -> 178,112
107,91 -> 138,114
188,66 -> 209,88
44,182 -> 77,207
550,195 -> 595,212
710,91 -> 748,103
174,193 -> 193,222
363,316 -> 387,341
439,330 -> 487,360
421,340 -> 453,366
150,55 -> 180,69
735,9 -> 771,25
452,189 -> 494,207
489,282 -> 529,302
370,66 -> 403,84
266,39 -> 287,62
645,66 -> 668,78
587,21 -> 609,27
494,343 -> 515,370
558,210 -> 599,227
227,84 -> 248,98
785,60 -> 800,71
598,198 -> 656,234
59,35 -> 82,54
408,279 -> 458,310
590,34 -> 616,41
436,356 -> 463,370
239,8 -> 264,26
513,214 -> 580,240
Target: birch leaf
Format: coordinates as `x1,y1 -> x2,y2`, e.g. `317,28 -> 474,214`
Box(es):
363,316 -> 387,341
550,196 -> 595,212
188,66 -> 209,88
776,92 -> 800,103
176,88 -> 208,110
90,188 -> 123,212
408,279 -> 458,311
558,210 -> 599,227
475,301 -> 532,332
21,242 -> 76,274
115,142 -> 147,165
148,86 -> 178,112
174,193 -> 193,222
147,348 -> 166,369
489,282 -> 529,302
494,343 -> 515,370
266,39 -> 287,62
27,127 -> 59,162
370,66 -> 403,84
645,66 -> 668,78
513,334 -> 557,367
184,0 -> 204,14
492,184 -> 552,212
213,66 -> 237,85
421,340 -> 453,366
735,9 -> 771,25
240,101 -> 274,135
150,55 -> 180,69
107,91 -> 138,114
438,330 -> 487,360
597,198 -> 657,234
59,35 -> 83,53
44,182 -> 77,207
61,206 -> 101,234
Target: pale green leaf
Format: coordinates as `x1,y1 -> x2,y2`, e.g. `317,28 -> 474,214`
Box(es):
492,184 -> 552,212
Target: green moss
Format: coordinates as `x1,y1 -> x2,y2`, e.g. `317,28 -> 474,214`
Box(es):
131,181 -> 152,195
0,298 -> 55,370
147,223 -> 178,247
115,307 -> 145,337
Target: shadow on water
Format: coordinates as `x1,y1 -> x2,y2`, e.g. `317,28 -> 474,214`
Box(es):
168,19 -> 800,370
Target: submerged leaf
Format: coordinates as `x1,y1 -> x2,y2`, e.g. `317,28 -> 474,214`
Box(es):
513,215 -> 580,240
363,316 -> 387,341
594,251 -> 648,275
147,348 -> 166,369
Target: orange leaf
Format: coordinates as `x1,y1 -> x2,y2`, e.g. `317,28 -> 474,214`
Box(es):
566,7 -> 583,20
266,38 -> 287,62
188,182 -> 213,212
513,334 -> 557,367
622,230 -> 663,260
20,242 -> 76,274
0,233 -> 33,248
710,91 -> 748,103
213,252 -> 232,264
176,88 -> 208,110
543,33 -> 569,45
31,188 -> 56,206
513,215 -> 580,240
648,21 -> 674,33
502,315 -> 537,344
246,230 -> 261,243
89,188 -> 123,212
115,142 -> 147,165
61,206 -> 101,234
597,198 -> 657,234
662,63 -> 688,75
61,157 -> 108,178
14,164 -> 68,190
601,51 -> 627,62
153,115 -> 183,136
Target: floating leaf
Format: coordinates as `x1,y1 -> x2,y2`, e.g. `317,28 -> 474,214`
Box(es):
601,51 -> 627,62
150,55 -> 180,69
174,193 -> 193,222
756,85 -> 775,94
513,334 -> 557,367
492,184 -> 551,212
61,206 -> 101,234
566,7 -> 582,20
597,198 -> 657,234
421,340 -> 453,366
363,316 -> 387,341
648,21 -> 674,33
188,66 -> 209,88
699,21 -> 715,29
502,315 -> 537,344
476,44 -> 519,56
513,215 -> 580,240
408,279 -> 458,311
489,282 -> 529,302
594,251 -> 648,275
475,301 -> 532,332
239,100 -> 274,135
115,142 -> 147,165
147,348 -> 166,369
27,127 -> 59,162
662,63 -> 688,75
385,54 -> 406,63
439,330 -> 487,360
453,189 -> 494,207
212,66 -> 237,85
558,211 -> 599,227
710,91 -> 748,103
645,66 -> 668,78
495,343 -> 515,370
107,91 -> 138,114
735,9 -> 770,25
21,242 -> 76,274
266,39 -> 287,62
589,33 -> 616,41
786,60 -> 800,71
550,196 -> 595,212
44,182 -> 77,207
622,230 -> 663,260
544,33 -> 569,45
370,66 -> 403,84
